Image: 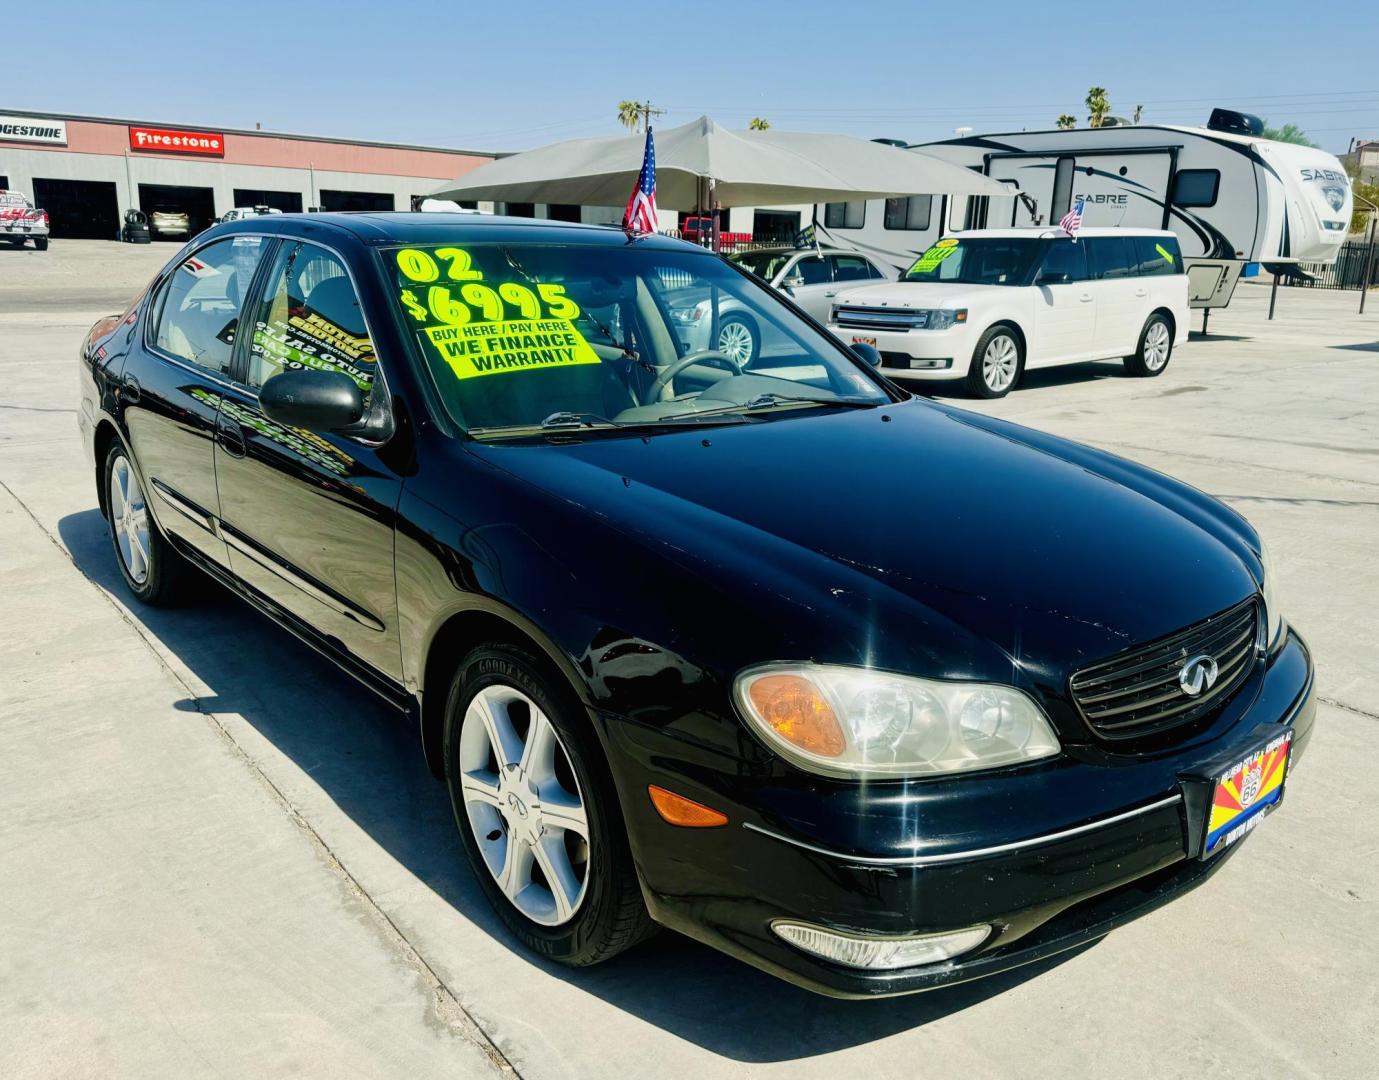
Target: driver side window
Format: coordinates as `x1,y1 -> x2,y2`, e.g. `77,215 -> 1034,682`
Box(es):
152,236 -> 266,376
793,256 -> 830,286
247,241 -> 377,404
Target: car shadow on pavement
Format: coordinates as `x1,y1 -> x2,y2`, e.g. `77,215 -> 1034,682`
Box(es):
57,506 -> 1097,1062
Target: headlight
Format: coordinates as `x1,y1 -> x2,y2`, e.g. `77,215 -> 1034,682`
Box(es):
733,664 -> 1059,779
669,301 -> 708,324
924,308 -> 967,330
1258,541 -> 1285,650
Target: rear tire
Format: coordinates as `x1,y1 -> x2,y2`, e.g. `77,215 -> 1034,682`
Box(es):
33,236 -> 48,251
443,644 -> 655,966
103,440 -> 187,605
1124,313 -> 1173,377
965,325 -> 1023,399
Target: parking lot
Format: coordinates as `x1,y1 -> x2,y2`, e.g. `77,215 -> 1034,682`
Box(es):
2,240 -> 1377,1079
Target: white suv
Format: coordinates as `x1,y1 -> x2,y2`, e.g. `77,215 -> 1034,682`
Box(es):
828,227 -> 1189,398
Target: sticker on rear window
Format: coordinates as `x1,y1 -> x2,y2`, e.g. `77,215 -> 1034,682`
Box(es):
394,247 -> 601,380
1155,243 -> 1175,264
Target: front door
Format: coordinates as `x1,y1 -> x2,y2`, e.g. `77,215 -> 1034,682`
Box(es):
213,238 -> 404,684
780,253 -> 835,320
123,235 -> 269,569
1029,237 -> 1096,366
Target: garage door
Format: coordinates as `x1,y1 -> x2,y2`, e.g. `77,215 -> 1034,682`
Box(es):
139,183 -> 217,240
32,178 -> 120,239
233,188 -> 303,214
320,189 -> 393,212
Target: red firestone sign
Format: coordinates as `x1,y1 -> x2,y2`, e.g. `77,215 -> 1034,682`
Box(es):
128,126 -> 225,156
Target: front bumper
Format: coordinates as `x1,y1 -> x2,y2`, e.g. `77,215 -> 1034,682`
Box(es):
609,629 -> 1315,998
826,323 -> 973,379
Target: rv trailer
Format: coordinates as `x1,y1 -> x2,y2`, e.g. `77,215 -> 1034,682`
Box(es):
812,111 -> 1353,311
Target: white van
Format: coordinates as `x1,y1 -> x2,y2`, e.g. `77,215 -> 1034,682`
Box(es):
828,227 -> 1189,398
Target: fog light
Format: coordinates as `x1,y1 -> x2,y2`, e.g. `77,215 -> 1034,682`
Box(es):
771,920 -> 991,970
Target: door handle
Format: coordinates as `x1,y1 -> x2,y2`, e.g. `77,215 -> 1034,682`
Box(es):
824,290 -> 838,297
216,413 -> 247,457
120,373 -> 141,403
1134,289 -> 1148,297
1079,294 -> 1094,302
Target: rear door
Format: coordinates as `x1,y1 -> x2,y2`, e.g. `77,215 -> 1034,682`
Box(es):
1029,238 -> 1095,366
124,235 -> 270,569
1086,235 -> 1144,357
213,237 -> 405,685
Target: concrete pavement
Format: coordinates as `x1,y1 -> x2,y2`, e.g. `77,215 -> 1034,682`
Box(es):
1,241 -> 1376,1078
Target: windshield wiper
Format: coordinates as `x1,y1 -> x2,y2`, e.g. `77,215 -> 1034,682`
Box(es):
540,410 -> 621,429
661,393 -> 880,421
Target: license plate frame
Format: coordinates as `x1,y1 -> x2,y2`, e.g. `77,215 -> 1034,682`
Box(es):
1200,729 -> 1292,859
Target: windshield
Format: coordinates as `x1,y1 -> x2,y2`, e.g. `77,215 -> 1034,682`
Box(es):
385,240 -> 889,437
729,250 -> 794,281
902,237 -> 1042,286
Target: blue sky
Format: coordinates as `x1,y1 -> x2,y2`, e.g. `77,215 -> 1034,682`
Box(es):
5,1 -> 1376,154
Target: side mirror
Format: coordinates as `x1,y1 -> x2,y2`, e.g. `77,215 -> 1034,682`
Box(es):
781,274 -> 804,291
1036,270 -> 1071,286
850,341 -> 882,367
259,369 -> 364,432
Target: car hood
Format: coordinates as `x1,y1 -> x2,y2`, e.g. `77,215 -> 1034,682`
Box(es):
475,401 -> 1259,704
834,280 -> 1009,310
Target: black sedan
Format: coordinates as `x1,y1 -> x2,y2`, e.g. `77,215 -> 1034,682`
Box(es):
77,213 -> 1314,998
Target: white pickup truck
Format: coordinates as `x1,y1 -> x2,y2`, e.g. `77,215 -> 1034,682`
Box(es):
0,190 -> 50,250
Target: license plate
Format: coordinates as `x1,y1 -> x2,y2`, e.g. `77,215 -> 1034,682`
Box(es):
1202,730 -> 1291,858
851,335 -> 877,347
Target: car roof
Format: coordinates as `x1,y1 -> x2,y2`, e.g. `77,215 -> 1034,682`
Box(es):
951,226 -> 1177,240
209,211 -> 706,253
733,245 -> 870,257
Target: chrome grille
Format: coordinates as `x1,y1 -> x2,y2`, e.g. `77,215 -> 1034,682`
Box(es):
1069,598 -> 1259,740
833,306 -> 928,331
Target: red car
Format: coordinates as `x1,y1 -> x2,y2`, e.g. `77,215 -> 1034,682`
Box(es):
680,215 -> 752,250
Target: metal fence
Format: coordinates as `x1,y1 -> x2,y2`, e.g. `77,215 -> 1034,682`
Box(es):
1279,239 -> 1379,291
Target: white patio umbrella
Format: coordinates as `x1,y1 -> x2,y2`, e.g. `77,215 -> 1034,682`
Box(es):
432,115 -> 1010,210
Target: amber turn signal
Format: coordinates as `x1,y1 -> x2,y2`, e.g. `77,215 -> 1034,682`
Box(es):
648,785 -> 728,828
746,674 -> 847,757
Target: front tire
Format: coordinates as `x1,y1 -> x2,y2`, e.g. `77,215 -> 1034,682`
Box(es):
1124,313 -> 1173,377
966,325 -> 1023,399
443,644 -> 655,966
34,236 -> 49,251
715,314 -> 759,367
103,441 -> 187,605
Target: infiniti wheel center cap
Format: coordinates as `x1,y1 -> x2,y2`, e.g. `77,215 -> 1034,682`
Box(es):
498,765 -> 543,841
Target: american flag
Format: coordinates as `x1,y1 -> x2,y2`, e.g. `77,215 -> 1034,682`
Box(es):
623,127 -> 658,235
1059,197 -> 1085,238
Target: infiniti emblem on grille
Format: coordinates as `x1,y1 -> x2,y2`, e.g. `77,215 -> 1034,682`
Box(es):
1178,654 -> 1219,697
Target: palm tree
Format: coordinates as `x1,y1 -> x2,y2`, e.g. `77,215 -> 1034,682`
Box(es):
1085,87 -> 1110,129
617,100 -> 644,133
1056,114 -> 1077,130
1261,121 -> 1316,147
748,117 -> 771,131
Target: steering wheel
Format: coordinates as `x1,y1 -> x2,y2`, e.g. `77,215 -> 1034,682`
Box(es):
649,349 -> 745,398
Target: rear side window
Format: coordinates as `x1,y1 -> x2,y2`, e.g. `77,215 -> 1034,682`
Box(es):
883,195 -> 932,231
1171,169 -> 1220,208
1135,235 -> 1183,275
151,236 -> 267,376
247,240 -> 377,402
1086,236 -> 1138,280
824,201 -> 866,229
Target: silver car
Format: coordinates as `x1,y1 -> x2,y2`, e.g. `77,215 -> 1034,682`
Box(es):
668,246 -> 896,365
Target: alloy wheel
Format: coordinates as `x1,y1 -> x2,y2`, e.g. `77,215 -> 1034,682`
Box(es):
458,684 -> 590,926
109,455 -> 151,585
717,320 -> 755,365
982,335 -> 1019,393
1144,321 -> 1171,370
